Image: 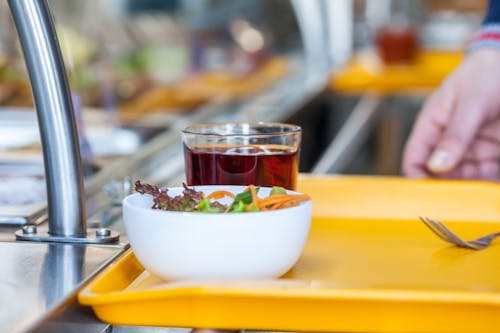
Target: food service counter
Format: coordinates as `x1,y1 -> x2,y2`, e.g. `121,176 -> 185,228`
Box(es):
0,60 -> 329,333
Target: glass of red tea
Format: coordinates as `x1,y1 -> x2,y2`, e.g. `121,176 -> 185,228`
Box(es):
182,122 -> 301,190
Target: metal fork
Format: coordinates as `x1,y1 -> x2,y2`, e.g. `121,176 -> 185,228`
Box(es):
419,216 -> 500,250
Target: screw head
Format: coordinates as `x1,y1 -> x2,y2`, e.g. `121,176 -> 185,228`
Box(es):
22,225 -> 37,234
96,228 -> 111,237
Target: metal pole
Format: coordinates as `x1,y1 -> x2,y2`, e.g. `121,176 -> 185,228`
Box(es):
8,0 -> 86,237
311,94 -> 382,174
290,0 -> 331,85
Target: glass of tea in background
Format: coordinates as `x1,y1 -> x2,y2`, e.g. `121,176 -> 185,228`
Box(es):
375,22 -> 420,65
182,122 -> 301,190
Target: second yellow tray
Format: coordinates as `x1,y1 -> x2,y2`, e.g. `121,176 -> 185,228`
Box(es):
79,176 -> 500,332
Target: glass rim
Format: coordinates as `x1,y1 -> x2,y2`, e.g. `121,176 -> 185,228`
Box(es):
182,122 -> 301,137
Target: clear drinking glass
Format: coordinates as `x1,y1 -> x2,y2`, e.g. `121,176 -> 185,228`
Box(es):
182,122 -> 301,190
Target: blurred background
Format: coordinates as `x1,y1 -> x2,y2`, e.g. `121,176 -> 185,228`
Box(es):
0,0 -> 488,180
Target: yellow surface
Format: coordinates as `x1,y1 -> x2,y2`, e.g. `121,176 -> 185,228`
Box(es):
79,176 -> 500,332
331,50 -> 463,94
298,174 -> 500,224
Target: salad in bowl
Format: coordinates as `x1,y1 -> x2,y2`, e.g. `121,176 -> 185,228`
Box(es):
122,182 -> 312,281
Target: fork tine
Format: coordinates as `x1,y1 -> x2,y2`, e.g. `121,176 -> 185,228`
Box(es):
424,217 -> 452,242
423,216 -> 478,249
420,217 -> 495,250
432,219 -> 468,245
426,217 -> 464,243
427,217 -> 473,248
419,216 -> 453,242
419,216 -> 448,241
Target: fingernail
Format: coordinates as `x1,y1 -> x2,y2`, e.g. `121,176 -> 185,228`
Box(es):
427,150 -> 454,172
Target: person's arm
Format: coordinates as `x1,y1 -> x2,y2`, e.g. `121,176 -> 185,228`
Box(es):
402,1 -> 500,180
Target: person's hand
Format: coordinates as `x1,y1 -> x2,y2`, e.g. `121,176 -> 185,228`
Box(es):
402,49 -> 500,180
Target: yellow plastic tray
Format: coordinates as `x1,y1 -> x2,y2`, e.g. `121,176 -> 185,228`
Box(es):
331,50 -> 463,94
79,176 -> 500,332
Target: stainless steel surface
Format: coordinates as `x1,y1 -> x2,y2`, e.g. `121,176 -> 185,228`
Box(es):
312,94 -> 382,174
29,299 -> 112,333
0,241 -> 123,333
8,0 -> 86,237
103,177 -> 133,206
0,160 -> 47,226
0,107 -> 165,226
420,216 -> 500,250
230,62 -> 328,123
15,226 -> 120,244
0,212 -> 45,225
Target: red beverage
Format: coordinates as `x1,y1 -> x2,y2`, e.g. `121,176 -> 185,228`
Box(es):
184,144 -> 299,190
375,23 -> 419,64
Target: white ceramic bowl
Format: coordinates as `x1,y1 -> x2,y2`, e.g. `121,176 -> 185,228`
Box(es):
122,185 -> 312,281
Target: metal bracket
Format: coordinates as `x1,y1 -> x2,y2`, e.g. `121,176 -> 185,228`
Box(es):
15,225 -> 120,244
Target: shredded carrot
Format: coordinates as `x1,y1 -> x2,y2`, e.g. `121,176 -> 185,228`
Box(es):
207,190 -> 236,200
209,186 -> 310,213
270,202 -> 282,210
258,194 -> 297,207
257,193 -> 310,210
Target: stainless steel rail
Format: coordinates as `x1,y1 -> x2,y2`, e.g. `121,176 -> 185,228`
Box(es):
290,0 -> 331,83
311,94 -> 382,174
8,0 -> 85,237
9,0 -> 118,243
